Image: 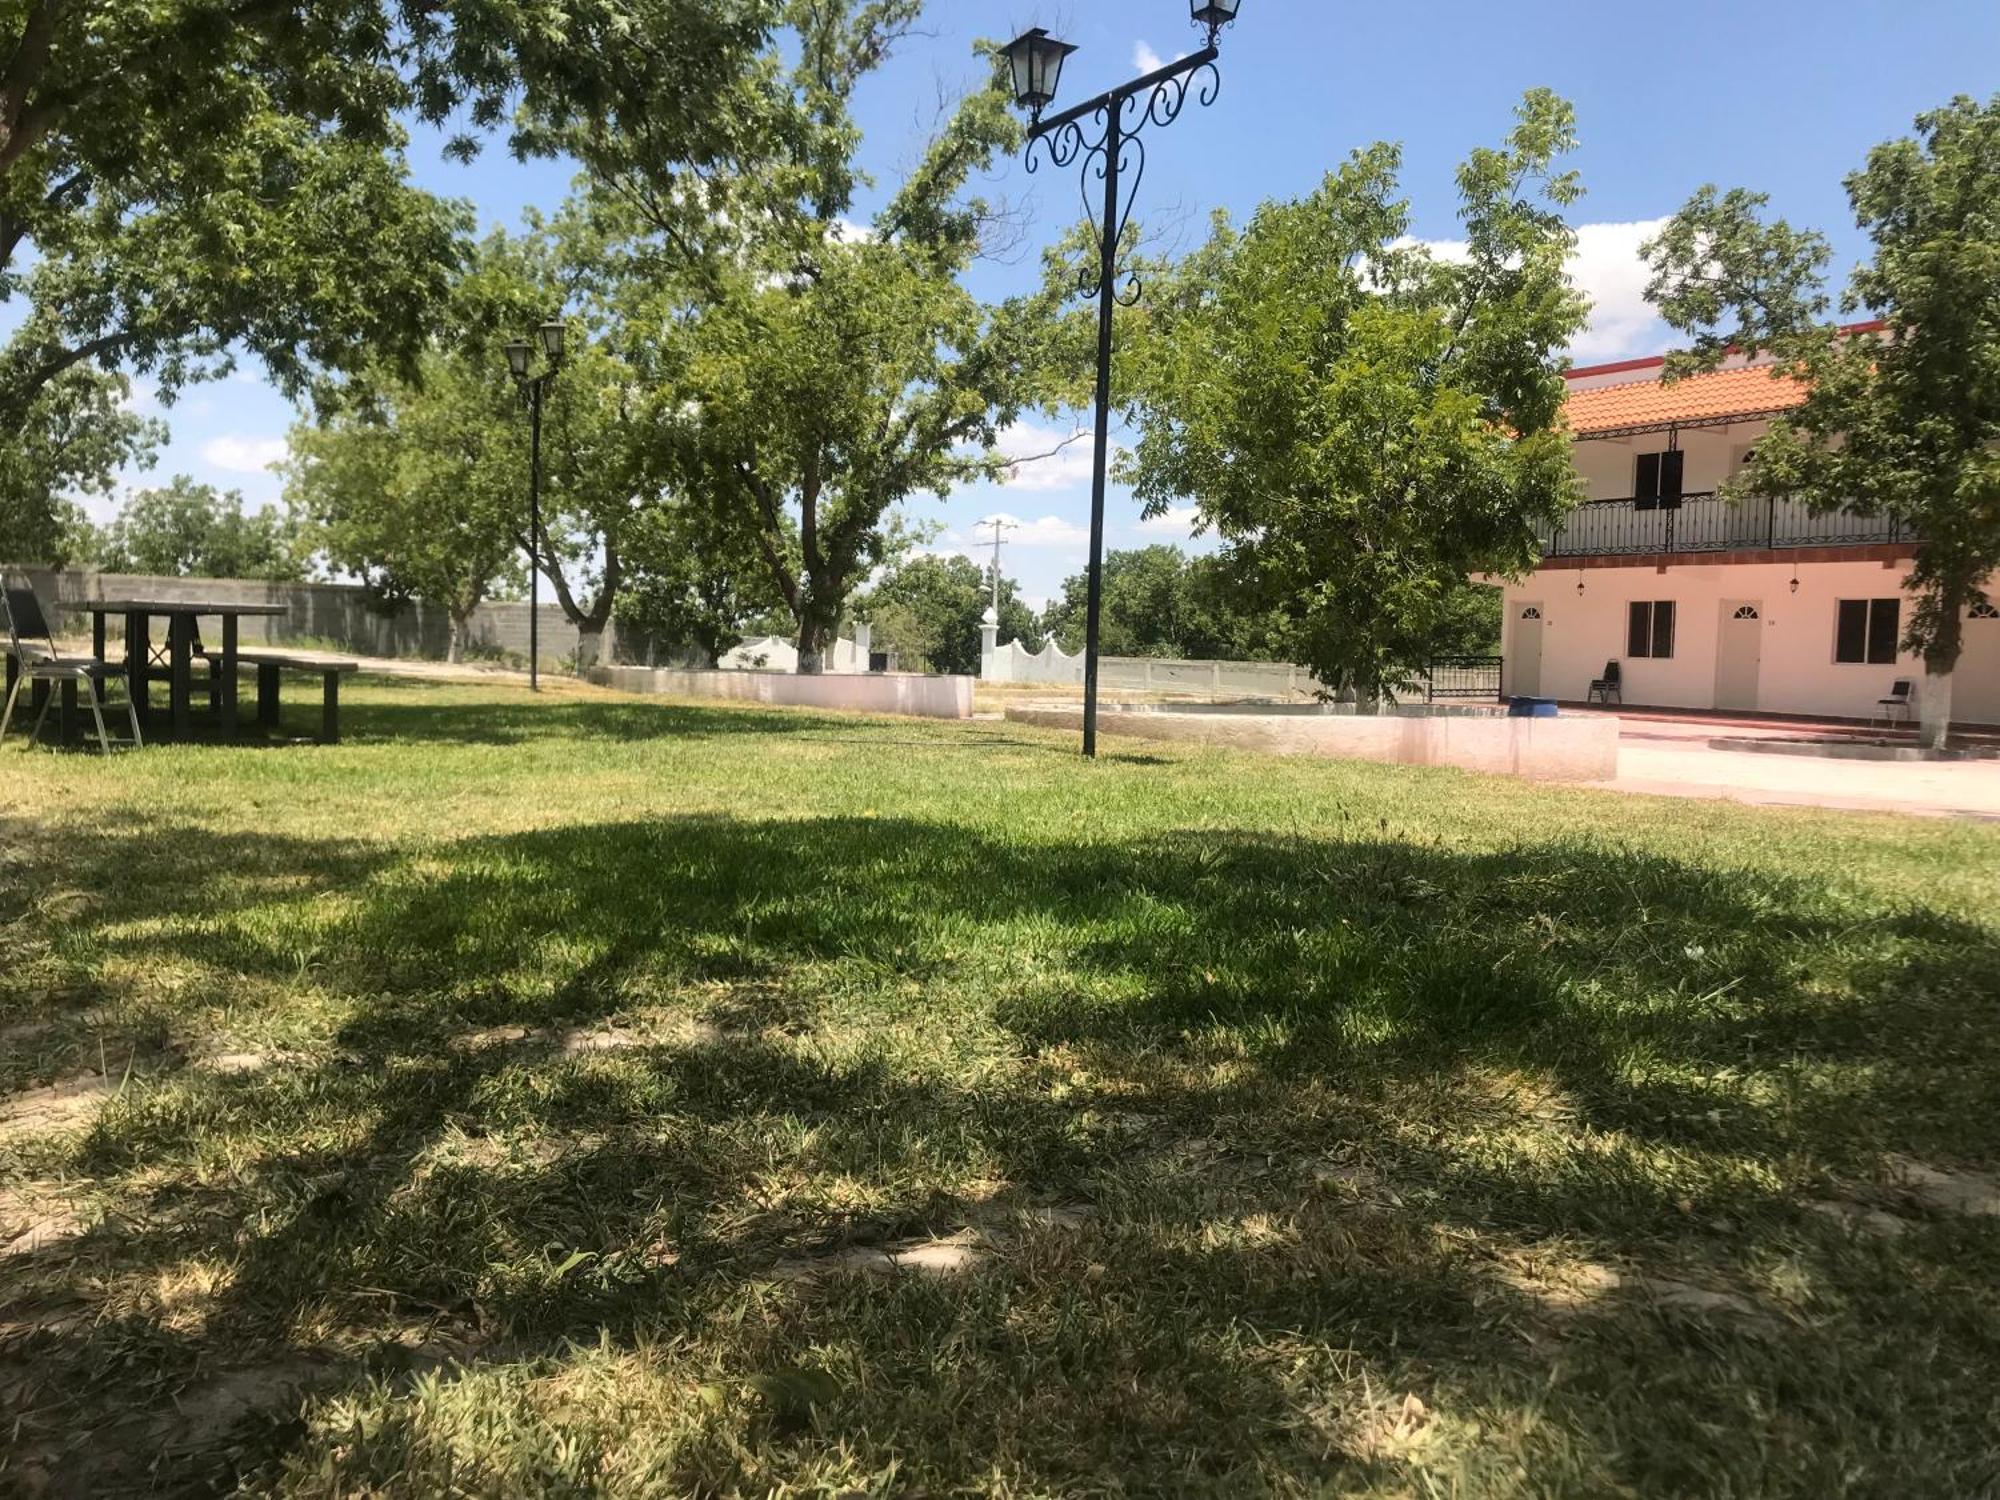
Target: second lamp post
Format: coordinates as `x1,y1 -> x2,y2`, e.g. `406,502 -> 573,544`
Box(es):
1002,2 -> 1244,757
504,321 -> 567,692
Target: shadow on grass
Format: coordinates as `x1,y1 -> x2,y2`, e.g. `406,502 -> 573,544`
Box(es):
2,811 -> 1997,1494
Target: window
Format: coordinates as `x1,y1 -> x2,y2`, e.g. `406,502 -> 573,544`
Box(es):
1971,599 -> 1999,621
1731,604 -> 1760,621
1519,606 -> 1542,621
1627,600 -> 1677,659
1835,598 -> 1900,664
1634,449 -> 1686,511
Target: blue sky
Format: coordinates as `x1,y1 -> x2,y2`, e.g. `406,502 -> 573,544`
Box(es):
117,0 -> 2000,607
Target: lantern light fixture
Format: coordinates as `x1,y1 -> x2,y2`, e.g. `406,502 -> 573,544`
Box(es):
1190,0 -> 1243,44
1001,28 -> 1078,120
538,320 -> 567,362
503,340 -> 533,381
1790,567 -> 1801,595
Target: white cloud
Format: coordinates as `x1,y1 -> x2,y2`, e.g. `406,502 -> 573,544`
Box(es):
991,419 -> 1116,493
1565,218 -> 1672,361
1133,40 -> 1165,73
200,435 -> 289,474
1395,217 -> 1671,364
1136,504 -> 1202,536
974,510 -> 1089,548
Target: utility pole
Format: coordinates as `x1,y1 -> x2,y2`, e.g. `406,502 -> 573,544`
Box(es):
975,517 -> 1018,616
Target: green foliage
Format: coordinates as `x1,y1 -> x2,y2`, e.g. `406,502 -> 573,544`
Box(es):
285,347 -> 525,658
0,1 -> 785,547
596,16 -> 1037,672
95,476 -> 305,581
616,502 -> 788,666
1116,92 -> 1588,699
0,368 -> 162,565
1645,94 -> 2000,740
855,552 -> 1039,675
1040,545 -> 1290,662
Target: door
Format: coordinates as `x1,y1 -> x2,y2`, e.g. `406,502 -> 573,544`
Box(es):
1714,599 -> 1763,712
1958,597 -> 2000,725
1509,602 -> 1545,698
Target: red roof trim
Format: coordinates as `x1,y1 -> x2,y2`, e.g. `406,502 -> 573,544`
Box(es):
1564,319 -> 1890,383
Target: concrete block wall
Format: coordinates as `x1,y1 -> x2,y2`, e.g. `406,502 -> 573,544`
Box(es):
7,566 -> 594,670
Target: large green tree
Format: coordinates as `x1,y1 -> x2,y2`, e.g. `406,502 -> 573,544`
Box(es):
0,366 -> 161,564
0,0 -> 783,545
615,500 -> 787,667
857,552 -> 1039,676
96,476 -> 304,581
289,223 -> 658,669
603,13 -> 1043,673
285,350 -> 524,662
1643,95 -> 2000,746
1040,546 -> 1291,662
1117,91 -> 1588,701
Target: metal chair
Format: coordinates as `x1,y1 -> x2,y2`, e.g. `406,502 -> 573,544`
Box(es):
1587,660 -> 1622,704
1,579 -> 142,752
1872,678 -> 1916,732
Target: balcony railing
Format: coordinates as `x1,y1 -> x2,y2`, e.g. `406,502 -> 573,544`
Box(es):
1539,493 -> 1909,560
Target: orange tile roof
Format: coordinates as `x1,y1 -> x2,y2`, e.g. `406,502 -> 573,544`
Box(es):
1564,364 -> 1807,437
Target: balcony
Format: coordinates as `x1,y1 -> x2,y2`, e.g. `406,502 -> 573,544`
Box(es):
1539,493 -> 1910,561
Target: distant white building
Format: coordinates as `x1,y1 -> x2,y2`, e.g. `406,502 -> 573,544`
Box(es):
1488,328 -> 2000,728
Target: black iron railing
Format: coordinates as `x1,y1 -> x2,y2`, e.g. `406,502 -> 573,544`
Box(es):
1539,494 -> 1908,560
1425,656 -> 1503,703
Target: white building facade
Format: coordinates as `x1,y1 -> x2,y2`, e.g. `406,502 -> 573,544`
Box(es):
1493,341 -> 2000,729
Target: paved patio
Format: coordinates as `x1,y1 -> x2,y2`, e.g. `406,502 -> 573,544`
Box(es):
1581,712 -> 2000,820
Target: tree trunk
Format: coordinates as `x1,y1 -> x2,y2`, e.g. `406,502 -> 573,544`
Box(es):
447,610 -> 472,665
795,595 -> 839,676
575,624 -> 604,675
1919,669 -> 1953,751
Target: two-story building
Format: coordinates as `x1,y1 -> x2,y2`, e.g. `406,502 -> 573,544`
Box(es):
1493,331 -> 2000,727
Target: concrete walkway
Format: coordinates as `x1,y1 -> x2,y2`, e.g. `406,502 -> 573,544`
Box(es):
1588,716 -> 2000,820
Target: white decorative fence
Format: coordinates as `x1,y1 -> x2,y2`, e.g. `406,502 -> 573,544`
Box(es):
719,630 -> 870,674
979,614 -> 1318,698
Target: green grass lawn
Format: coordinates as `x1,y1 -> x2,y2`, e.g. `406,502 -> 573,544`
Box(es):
3,676 -> 1998,1497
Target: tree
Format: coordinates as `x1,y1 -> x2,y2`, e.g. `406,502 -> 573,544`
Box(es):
96,477 -> 304,581
606,11 -> 1040,672
1039,546 -> 1280,661
0,1 -> 784,543
288,224 -> 653,668
285,352 -> 523,662
615,500 -> 786,666
857,552 -> 1039,675
0,367 -> 162,565
1643,95 -> 2000,747
1116,92 -> 1588,701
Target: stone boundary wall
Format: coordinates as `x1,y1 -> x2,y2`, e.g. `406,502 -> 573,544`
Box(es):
1005,703 -> 1619,781
589,664 -> 973,720
7,566 -> 594,668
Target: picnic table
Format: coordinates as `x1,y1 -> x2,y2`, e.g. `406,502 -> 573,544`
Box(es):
85,598 -> 289,738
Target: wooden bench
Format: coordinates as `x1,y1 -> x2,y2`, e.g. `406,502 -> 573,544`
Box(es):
204,649 -> 359,744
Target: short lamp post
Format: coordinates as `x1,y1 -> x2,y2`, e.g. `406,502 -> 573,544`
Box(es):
503,320 -> 567,691
1003,2 -> 1244,757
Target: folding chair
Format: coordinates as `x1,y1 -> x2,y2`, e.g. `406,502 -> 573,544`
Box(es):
1587,661 -> 1622,704
1871,678 -> 1915,732
1,579 -> 142,752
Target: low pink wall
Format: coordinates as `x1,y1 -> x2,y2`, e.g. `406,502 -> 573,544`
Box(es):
589,665 -> 973,720
1004,705 -> 1618,781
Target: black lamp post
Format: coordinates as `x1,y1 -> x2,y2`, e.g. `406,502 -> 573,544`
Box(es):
504,320 -> 567,691
1003,3 -> 1244,757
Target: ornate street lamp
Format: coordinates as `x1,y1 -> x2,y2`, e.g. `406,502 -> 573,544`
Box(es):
1001,4 -> 1246,757
503,322 -> 568,691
